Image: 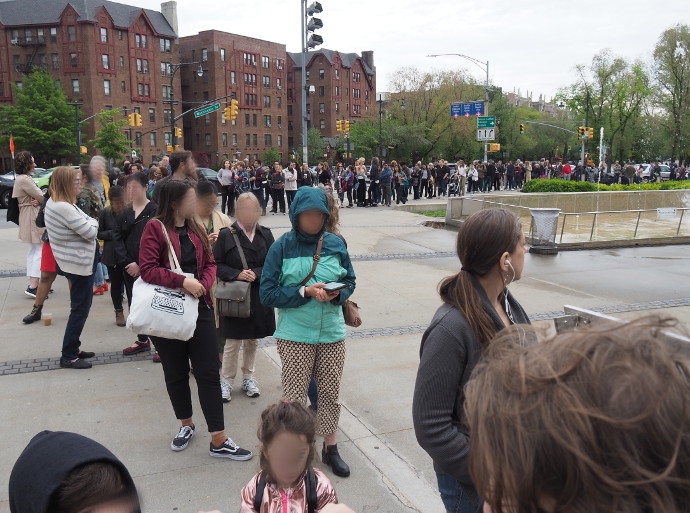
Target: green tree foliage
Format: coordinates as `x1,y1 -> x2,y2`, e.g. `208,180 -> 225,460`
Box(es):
89,110 -> 130,162
0,68 -> 75,164
263,147 -> 281,165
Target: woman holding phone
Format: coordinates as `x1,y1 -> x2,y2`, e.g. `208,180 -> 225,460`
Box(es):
260,187 -> 356,478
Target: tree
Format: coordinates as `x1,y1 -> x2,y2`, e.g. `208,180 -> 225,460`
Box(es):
654,24 -> 690,162
296,128 -> 327,165
263,147 -> 281,165
89,110 -> 130,162
0,68 -> 75,165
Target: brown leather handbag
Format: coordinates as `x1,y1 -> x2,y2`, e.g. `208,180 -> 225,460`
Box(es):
300,235 -> 362,328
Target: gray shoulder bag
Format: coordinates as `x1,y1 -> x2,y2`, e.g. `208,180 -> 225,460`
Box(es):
215,229 -> 252,318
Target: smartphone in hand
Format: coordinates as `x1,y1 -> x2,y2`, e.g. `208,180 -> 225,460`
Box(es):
323,282 -> 348,293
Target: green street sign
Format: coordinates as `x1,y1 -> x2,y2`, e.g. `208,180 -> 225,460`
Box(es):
194,103 -> 221,118
477,116 -> 496,129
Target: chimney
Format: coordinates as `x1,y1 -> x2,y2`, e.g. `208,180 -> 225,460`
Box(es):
161,1 -> 178,37
361,50 -> 374,71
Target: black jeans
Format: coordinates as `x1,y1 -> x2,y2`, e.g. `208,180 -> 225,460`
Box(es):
122,270 -> 148,342
61,272 -> 94,360
271,188 -> 286,213
251,188 -> 265,212
106,264 -> 125,311
346,187 -> 353,206
286,189 -> 297,209
151,306 -> 224,432
220,186 -> 235,215
356,182 -> 366,205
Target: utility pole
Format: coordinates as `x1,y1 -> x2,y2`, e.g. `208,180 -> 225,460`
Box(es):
483,61 -> 489,164
377,94 -> 384,158
300,0 -> 308,167
581,88 -> 590,166
164,61 -> 203,150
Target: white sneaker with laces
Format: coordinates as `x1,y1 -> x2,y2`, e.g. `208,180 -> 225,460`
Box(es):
242,378 -> 261,397
221,380 -> 232,403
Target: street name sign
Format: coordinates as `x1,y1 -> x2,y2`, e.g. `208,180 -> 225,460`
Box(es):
451,101 -> 485,118
477,116 -> 496,129
194,103 -> 221,118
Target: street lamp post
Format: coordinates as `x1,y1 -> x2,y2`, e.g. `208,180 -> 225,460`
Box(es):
165,61 -> 203,150
428,53 -> 490,162
68,101 -> 83,164
301,1 -> 324,167
377,93 -> 384,158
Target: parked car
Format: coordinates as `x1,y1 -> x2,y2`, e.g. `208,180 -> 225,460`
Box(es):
0,171 -> 15,208
31,168 -> 51,193
639,164 -> 671,182
197,167 -> 222,194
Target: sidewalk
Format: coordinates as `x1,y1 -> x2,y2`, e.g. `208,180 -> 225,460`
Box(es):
1,202 -> 689,512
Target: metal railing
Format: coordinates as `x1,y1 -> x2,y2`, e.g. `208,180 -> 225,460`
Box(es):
558,207 -> 689,243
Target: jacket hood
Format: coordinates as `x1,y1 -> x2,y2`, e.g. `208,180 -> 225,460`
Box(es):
288,187 -> 330,241
9,431 -> 138,513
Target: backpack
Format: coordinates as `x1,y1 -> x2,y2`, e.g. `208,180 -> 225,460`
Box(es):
253,469 -> 317,513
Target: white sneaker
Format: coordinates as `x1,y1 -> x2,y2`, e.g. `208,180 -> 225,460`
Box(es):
242,378 -> 261,397
221,380 -> 232,403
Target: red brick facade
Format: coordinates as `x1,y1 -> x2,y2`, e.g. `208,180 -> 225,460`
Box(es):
0,1 -> 179,168
179,30 -> 287,169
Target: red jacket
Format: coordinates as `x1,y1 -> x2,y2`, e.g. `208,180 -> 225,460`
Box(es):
139,219 -> 216,306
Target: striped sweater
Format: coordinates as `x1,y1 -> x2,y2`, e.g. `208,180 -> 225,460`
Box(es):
44,199 -> 98,276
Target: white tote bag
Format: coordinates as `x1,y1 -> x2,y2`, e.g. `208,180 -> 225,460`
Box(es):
127,221 -> 199,341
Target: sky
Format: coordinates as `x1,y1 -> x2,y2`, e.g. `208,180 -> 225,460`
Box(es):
137,0 -> 687,101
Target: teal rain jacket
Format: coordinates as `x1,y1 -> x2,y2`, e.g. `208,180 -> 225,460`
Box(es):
260,187 -> 356,343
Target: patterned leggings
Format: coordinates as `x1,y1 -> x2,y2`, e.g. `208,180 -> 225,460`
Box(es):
276,339 -> 346,436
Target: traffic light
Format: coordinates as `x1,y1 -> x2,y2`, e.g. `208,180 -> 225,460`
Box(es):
306,2 -> 324,49
344,120 -> 350,132
579,126 -> 586,139
230,98 -> 239,121
133,113 -> 142,127
519,123 -> 525,134
175,127 -> 183,138
488,143 -> 501,152
223,106 -> 232,121
336,120 -> 342,132
127,113 -> 136,127
588,127 -> 594,139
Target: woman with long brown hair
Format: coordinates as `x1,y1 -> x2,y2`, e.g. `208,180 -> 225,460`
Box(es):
138,180 -> 252,460
412,208 -> 530,513
466,317 -> 690,513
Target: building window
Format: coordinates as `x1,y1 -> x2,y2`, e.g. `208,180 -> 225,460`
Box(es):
277,96 -> 282,108
120,56 -> 125,67
202,48 -> 208,62
204,114 -> 211,126
253,134 -> 258,146
319,103 -> 325,114
354,89 -> 361,99
288,120 -> 293,130
135,132 -> 142,145
277,115 -> 282,128
335,69 -> 340,79
51,53 -> 59,70
288,72 -> 292,83
264,115 -> 271,127
150,133 -> 157,146
335,86 -> 340,96
103,80 -> 111,96
264,134 -> 272,146
262,56 -> 270,68
67,26 -> 76,41
0,83 -> 4,97
276,78 -> 282,89
70,53 -> 78,68
319,119 -> 325,129
15,81 -> 22,89
230,71 -> 236,84
252,114 -> 257,126
203,70 -> 209,83
263,76 -> 270,87
141,34 -> 147,48
263,95 -> 271,108
354,72 -> 361,82
205,134 -> 211,146
164,132 -> 171,146
232,134 -> 237,145
72,79 -> 79,94
365,90 -> 369,100
100,27 -> 108,42
245,134 -> 251,146
135,34 -> 141,47
287,105 -> 293,115
306,70 -> 310,80
163,109 -> 171,123
319,86 -> 325,97
277,135 -> 283,147
159,38 -> 171,52
50,27 -> 57,42
243,52 -> 257,66
102,54 -> 110,69
245,113 -> 250,126
136,59 -> 142,72
162,85 -> 171,99
335,103 -> 339,113
319,69 -> 325,80
118,30 -> 123,40
121,81 -> 126,92
149,108 -> 155,123
222,133 -> 228,147
220,48 -> 225,61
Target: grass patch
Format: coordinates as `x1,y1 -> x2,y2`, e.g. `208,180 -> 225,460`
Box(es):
416,210 -> 446,218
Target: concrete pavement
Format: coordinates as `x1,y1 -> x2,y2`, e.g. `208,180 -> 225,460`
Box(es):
0,198 -> 689,513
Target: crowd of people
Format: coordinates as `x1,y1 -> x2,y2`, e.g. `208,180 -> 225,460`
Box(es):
8,149 -> 690,513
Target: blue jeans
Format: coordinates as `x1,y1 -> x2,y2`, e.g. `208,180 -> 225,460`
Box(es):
61,272 -> 95,360
436,473 -> 481,513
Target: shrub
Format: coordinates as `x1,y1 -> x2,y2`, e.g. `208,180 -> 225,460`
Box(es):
521,179 -> 690,193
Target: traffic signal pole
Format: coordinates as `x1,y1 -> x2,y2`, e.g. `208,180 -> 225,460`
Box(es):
581,89 -> 590,166
300,0 -> 308,167
484,61 -> 489,164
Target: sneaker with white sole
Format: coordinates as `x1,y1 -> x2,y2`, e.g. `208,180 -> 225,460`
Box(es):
242,378 -> 261,397
209,437 -> 253,460
221,380 -> 232,403
171,424 -> 195,452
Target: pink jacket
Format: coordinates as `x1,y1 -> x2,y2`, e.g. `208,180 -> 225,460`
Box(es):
240,469 -> 337,513
139,219 -> 216,306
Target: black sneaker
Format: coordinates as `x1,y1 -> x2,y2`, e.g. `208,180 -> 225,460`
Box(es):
25,287 -> 37,298
171,424 -> 195,452
209,437 -> 253,460
77,350 -> 95,359
59,358 -> 92,369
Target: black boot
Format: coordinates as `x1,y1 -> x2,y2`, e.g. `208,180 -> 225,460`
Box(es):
322,442 -> 350,477
22,304 -> 42,324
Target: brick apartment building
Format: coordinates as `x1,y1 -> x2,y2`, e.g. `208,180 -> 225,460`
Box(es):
0,0 -> 180,169
286,49 -> 376,151
178,30 -> 287,168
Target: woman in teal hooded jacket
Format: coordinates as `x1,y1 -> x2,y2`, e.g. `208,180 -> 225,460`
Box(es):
260,187 -> 356,478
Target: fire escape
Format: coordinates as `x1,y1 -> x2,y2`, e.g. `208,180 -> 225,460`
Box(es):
11,35 -> 46,73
